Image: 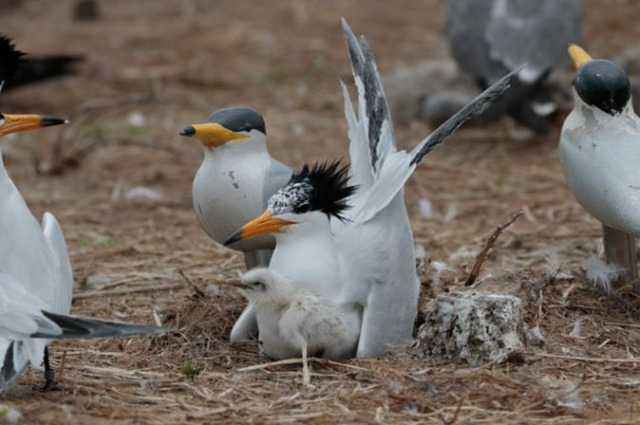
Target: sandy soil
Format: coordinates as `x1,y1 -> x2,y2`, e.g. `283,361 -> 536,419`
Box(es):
2,0 -> 640,423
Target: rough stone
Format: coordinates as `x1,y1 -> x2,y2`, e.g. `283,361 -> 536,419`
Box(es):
416,291 -> 527,366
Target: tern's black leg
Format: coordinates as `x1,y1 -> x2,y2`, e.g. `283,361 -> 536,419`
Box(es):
41,347 -> 59,391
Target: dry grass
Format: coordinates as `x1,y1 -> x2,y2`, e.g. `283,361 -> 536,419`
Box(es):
2,0 -> 640,423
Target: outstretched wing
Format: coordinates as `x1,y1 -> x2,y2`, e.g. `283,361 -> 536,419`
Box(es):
341,18 -> 396,191
410,67 -> 521,165
341,18 -> 519,223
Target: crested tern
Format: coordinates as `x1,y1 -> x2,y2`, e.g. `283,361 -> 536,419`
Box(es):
447,0 -> 583,134
560,45 -> 640,285
224,19 -> 519,357
180,107 -> 292,340
0,36 -> 167,392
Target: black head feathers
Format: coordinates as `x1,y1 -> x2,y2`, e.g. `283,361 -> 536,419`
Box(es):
207,107 -> 266,135
0,35 -> 25,83
268,160 -> 358,221
573,59 -> 630,115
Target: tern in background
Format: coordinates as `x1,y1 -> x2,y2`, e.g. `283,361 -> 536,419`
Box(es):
447,0 -> 583,134
225,19 -> 519,357
560,45 -> 640,286
180,108 -> 292,340
0,37 -> 167,392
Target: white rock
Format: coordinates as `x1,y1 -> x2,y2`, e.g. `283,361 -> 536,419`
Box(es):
416,291 -> 526,366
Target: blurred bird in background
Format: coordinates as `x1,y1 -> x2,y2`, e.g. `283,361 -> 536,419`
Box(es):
447,0 -> 583,136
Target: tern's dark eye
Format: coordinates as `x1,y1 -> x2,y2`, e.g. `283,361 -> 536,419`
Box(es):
295,203 -> 311,214
252,280 -> 265,290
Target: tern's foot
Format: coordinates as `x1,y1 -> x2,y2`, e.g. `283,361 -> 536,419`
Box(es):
41,369 -> 59,391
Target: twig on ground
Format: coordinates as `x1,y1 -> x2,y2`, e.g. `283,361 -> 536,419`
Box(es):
465,210 -> 524,286
176,267 -> 206,299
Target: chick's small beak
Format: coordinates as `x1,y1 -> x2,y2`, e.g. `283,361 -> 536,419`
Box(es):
0,114 -> 67,136
179,122 -> 249,147
224,210 -> 295,246
568,44 -> 593,69
226,279 -> 252,290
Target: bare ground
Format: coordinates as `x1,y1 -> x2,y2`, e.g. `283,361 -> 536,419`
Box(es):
2,0 -> 640,423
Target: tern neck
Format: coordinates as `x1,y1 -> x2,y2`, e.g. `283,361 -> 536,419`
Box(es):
270,212 -> 341,298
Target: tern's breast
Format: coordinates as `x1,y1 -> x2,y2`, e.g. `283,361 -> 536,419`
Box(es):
192,143 -> 276,252
559,110 -> 640,236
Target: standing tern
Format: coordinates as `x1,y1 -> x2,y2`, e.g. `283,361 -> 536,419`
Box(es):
447,0 -> 583,134
179,107 -> 292,340
0,37 -> 167,392
224,19 -> 519,357
560,45 -> 640,285
231,268 -> 361,361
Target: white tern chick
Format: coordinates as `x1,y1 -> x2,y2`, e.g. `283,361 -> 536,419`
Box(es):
232,268 -> 361,361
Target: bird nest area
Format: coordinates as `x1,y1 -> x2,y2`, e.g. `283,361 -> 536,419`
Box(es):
3,0 -> 640,424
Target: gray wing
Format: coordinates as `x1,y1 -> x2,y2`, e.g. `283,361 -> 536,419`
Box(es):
486,0 -> 583,83
262,158 -> 293,209
41,212 -> 73,315
0,341 -> 28,392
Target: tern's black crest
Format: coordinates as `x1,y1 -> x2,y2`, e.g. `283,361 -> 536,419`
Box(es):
268,160 -> 357,221
207,107 -> 266,135
0,35 -> 25,82
573,59 -> 630,115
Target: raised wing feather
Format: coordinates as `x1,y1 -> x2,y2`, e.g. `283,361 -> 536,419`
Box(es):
410,67 -> 520,165
341,18 -> 396,184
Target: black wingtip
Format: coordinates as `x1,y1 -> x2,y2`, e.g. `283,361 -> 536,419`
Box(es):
410,66 -> 522,165
32,311 -> 171,339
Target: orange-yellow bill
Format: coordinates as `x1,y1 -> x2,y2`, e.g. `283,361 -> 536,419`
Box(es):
568,44 -> 593,69
224,210 -> 295,245
179,122 -> 249,148
0,114 -> 66,137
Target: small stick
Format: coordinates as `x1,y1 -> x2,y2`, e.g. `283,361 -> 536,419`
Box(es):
526,351 -> 640,364
58,350 -> 68,382
74,282 -> 182,299
176,267 -> 206,299
302,340 -> 312,388
465,210 -> 524,286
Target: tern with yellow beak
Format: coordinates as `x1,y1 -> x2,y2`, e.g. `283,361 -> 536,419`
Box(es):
0,37 -> 167,392
560,45 -> 640,286
224,19 -> 519,357
180,107 -> 292,340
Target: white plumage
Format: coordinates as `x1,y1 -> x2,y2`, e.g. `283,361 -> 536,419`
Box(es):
236,268 -> 360,360
560,92 -> 640,235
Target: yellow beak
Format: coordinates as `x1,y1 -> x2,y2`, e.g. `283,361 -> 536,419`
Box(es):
0,114 -> 67,137
224,210 -> 295,245
179,122 -> 249,148
568,44 -> 593,69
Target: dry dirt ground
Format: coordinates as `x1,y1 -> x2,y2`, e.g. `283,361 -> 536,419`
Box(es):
2,0 -> 640,423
